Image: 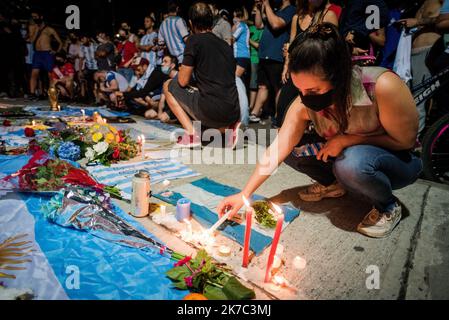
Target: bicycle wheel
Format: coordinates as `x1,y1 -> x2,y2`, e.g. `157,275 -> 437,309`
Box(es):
421,113 -> 449,184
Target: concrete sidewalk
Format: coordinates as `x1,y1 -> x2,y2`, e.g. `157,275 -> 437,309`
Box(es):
188,161 -> 449,300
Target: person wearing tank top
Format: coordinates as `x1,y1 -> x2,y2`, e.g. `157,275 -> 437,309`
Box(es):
218,23 -> 422,239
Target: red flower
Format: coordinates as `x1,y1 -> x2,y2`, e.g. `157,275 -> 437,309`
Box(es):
63,168 -> 104,190
24,127 -> 35,137
184,276 -> 194,288
2,120 -> 11,127
112,148 -> 120,159
28,141 -> 42,154
174,256 -> 192,267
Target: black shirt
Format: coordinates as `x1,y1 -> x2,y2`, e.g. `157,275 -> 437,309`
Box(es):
340,0 -> 389,37
96,42 -> 116,71
182,32 -> 240,125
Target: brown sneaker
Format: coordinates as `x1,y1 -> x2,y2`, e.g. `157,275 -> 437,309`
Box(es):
299,182 -> 346,202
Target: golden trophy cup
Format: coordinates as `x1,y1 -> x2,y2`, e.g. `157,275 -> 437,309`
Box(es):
48,86 -> 60,112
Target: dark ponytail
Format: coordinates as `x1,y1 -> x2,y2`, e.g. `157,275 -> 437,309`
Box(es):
289,23 -> 352,133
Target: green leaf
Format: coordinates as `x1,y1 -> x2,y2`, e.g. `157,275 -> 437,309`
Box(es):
222,277 -> 256,300
166,266 -> 190,282
35,178 -> 48,185
173,280 -> 188,290
204,285 -> 228,300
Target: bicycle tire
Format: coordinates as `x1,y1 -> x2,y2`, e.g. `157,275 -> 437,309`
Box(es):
421,113 -> 449,184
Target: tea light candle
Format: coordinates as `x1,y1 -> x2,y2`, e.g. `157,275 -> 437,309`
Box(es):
293,256 -> 307,270
162,179 -> 171,188
218,245 -> 231,257
176,198 -> 191,222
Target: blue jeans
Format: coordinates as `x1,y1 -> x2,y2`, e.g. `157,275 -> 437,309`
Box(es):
285,145 -> 423,212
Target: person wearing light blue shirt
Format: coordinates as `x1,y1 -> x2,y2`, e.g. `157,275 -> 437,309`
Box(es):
139,16 -> 158,67
232,8 -> 251,79
158,2 -> 190,64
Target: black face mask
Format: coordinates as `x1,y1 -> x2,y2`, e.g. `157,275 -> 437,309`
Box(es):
298,89 -> 335,112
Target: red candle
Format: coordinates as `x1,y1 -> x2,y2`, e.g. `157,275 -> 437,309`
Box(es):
242,196 -> 253,268
265,203 -> 284,283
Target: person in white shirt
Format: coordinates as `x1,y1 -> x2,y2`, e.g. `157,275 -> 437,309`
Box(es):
139,16 -> 158,67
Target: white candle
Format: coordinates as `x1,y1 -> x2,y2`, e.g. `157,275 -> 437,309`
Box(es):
162,180 -> 171,188
208,211 -> 231,235
293,256 -> 307,270
273,255 -> 282,270
160,205 -> 166,215
184,219 -> 193,237
31,120 -> 36,127
81,109 -> 86,122
276,244 -> 284,256
141,135 -> 146,160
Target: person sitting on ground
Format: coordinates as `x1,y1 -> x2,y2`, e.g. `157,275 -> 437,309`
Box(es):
95,31 -> 116,71
146,54 -> 179,121
94,69 -> 129,107
164,2 -> 241,149
218,23 -> 422,239
50,51 -> 75,100
115,57 -> 169,116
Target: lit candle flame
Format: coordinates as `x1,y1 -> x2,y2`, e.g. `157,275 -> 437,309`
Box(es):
242,195 -> 250,208
273,275 -> 286,286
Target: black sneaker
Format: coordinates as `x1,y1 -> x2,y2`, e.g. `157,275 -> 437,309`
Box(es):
27,94 -> 39,101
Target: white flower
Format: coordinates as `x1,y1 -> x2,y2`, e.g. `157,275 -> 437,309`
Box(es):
85,147 -> 95,161
93,142 -> 109,155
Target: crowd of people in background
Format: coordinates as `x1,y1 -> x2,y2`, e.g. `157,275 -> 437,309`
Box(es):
0,0 -> 449,144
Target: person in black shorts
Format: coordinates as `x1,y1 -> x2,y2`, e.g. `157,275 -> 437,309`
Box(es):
164,2 -> 241,149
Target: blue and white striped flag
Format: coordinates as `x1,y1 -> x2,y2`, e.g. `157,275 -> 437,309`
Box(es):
87,159 -> 200,200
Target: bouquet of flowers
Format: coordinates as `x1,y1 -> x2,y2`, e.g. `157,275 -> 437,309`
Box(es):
38,124 -> 139,166
83,123 -> 139,166
166,249 -> 256,300
1,150 -> 121,198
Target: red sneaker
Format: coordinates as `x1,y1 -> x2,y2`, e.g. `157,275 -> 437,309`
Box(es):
176,133 -> 201,149
226,121 -> 242,149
